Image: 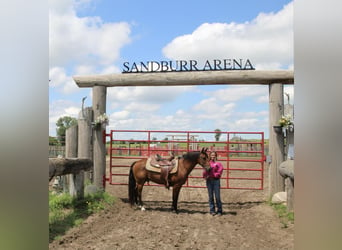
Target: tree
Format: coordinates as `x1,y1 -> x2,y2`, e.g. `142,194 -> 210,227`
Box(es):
56,116 -> 77,145
214,129 -> 222,142
49,136 -> 59,145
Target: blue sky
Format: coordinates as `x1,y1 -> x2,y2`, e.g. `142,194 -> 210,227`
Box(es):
49,0 -> 294,138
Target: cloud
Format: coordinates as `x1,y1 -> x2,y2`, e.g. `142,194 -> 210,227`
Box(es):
256,95 -> 269,103
49,0 -> 132,94
49,1 -> 294,139
49,67 -> 80,94
125,102 -> 160,113
210,85 -> 268,102
107,86 -> 193,104
162,2 -> 293,70
49,67 -> 68,87
110,110 -> 130,120
50,0 -> 131,68
106,85 -> 196,118
49,99 -> 81,135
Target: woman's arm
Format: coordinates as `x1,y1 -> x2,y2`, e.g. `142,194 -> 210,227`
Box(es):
213,162 -> 223,178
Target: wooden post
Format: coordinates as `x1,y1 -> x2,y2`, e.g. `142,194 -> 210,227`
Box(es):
286,176 -> 294,212
268,83 -> 285,198
92,86 -> 107,191
65,125 -> 78,196
78,107 -> 93,184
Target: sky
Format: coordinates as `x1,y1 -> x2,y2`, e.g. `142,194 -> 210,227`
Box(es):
49,0 -> 294,139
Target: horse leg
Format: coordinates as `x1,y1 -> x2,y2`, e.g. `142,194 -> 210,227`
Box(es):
136,183 -> 146,211
171,185 -> 182,213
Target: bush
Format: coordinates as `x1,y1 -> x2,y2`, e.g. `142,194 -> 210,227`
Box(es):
49,191 -> 115,242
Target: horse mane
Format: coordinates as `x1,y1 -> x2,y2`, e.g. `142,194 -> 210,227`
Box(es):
182,151 -> 200,162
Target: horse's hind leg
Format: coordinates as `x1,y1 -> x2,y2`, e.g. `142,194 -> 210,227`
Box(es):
136,183 -> 146,211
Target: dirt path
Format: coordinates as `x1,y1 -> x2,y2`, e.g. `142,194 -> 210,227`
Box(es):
49,170 -> 294,250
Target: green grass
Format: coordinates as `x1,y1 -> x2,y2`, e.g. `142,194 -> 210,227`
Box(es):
267,201 -> 294,228
49,191 -> 115,242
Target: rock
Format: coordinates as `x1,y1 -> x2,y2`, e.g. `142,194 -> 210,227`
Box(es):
278,159 -> 294,180
272,192 -> 287,203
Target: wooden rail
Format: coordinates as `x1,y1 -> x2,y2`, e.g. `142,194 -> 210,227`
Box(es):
49,158 -> 92,181
73,70 -> 294,87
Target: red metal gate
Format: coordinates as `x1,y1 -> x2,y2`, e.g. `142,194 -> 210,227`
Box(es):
107,130 -> 265,190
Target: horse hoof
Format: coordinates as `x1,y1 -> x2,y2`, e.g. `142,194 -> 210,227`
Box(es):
141,206 -> 146,211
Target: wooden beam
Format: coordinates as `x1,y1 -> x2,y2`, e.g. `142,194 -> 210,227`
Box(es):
73,70 -> 294,88
49,158 -> 93,179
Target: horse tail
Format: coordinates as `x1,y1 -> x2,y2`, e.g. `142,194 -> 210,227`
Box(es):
128,161 -> 137,206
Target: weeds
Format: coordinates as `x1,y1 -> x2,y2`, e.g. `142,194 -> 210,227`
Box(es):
267,201 -> 294,228
49,191 -> 115,242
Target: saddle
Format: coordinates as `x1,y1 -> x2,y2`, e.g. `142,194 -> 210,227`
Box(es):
146,153 -> 177,189
150,153 -> 175,167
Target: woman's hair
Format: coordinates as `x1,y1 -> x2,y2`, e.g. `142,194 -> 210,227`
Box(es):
210,151 -> 218,160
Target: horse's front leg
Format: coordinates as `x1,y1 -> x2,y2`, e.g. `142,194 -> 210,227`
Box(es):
136,183 -> 145,211
171,185 -> 182,213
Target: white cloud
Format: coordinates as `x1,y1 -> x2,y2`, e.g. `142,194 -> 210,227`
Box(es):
106,85 -> 195,116
256,95 -> 269,103
125,102 -> 160,113
162,2 -> 293,70
49,0 -> 131,68
193,97 -> 222,111
74,65 -> 96,75
107,86 -> 193,103
236,118 -> 259,127
209,85 -> 268,102
100,65 -> 121,75
111,110 -> 130,120
49,67 -> 68,87
49,99 -> 81,135
49,0 -> 132,95
49,1 -> 293,139
49,67 -> 80,94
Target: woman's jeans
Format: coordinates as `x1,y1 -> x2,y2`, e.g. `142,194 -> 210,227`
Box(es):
206,178 -> 222,214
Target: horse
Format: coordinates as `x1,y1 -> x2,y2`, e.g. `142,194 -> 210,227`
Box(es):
128,147 -> 210,213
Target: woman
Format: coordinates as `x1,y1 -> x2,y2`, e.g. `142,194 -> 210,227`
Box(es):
203,151 -> 223,216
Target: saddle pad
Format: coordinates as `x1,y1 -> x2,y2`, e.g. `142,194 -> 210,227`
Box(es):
146,157 -> 178,174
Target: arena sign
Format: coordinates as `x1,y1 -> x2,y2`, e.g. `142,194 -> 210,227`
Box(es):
122,58 -> 255,73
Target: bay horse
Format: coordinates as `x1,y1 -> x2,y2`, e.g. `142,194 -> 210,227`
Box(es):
128,147 -> 210,213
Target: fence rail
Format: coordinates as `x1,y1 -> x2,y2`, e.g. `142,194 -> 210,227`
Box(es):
49,145 -> 65,158
108,130 -> 265,190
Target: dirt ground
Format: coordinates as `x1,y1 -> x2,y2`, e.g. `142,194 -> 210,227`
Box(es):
49,162 -> 294,250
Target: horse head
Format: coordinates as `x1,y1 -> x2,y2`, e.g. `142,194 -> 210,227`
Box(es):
198,147 -> 210,170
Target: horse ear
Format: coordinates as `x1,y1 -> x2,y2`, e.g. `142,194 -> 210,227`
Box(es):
201,147 -> 208,153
